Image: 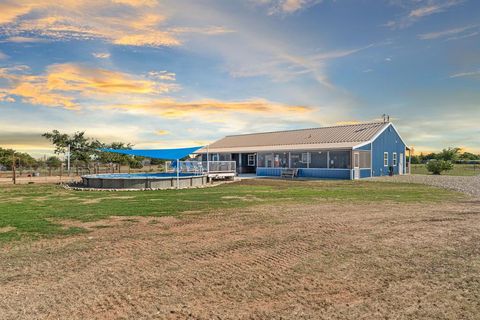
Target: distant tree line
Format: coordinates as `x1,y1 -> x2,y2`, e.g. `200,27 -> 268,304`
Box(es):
409,147 -> 480,164
409,147 -> 480,175
0,131 -> 165,174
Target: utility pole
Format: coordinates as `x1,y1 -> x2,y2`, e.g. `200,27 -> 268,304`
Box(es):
12,153 -> 16,185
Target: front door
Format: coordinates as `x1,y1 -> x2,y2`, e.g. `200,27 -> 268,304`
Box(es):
353,152 -> 360,179
399,153 -> 404,175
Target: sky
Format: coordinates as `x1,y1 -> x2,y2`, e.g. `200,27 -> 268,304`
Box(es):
0,0 -> 479,157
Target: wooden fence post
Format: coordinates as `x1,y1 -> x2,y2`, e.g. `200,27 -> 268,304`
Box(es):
12,154 -> 16,185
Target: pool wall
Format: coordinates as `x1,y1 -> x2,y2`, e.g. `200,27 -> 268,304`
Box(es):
82,174 -> 208,190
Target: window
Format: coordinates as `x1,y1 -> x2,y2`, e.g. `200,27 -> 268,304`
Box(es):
212,154 -> 219,161
384,152 -> 388,166
248,154 -> 256,166
310,151 -> 328,168
393,152 -> 397,166
329,151 -> 351,169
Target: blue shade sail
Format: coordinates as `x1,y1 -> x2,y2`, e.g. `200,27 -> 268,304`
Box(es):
100,146 -> 203,160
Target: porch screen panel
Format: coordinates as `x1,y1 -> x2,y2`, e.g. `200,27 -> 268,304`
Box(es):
310,151 -> 328,168
329,151 -> 351,169
274,152 -> 289,168
290,152 -> 307,168
257,153 -> 266,167
359,151 -> 371,168
219,153 -> 232,161
258,153 -> 275,167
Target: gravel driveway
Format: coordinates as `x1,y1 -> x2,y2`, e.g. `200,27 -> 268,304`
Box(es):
370,174 -> 480,198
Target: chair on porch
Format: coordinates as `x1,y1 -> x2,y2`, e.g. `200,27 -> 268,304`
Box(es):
281,168 -> 298,179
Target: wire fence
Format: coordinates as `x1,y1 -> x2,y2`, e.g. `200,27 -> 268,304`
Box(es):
0,164 -> 165,180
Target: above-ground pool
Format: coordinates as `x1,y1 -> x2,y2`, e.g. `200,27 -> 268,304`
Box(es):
81,172 -> 207,190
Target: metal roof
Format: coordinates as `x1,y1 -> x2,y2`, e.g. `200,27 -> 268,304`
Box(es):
198,122 -> 390,153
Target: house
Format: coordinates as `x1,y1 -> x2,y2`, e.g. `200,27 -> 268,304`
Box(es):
196,121 -> 411,179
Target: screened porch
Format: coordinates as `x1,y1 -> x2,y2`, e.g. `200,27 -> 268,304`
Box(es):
256,150 -> 372,179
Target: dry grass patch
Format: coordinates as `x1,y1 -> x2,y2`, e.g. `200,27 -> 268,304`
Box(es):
1,200 -> 479,319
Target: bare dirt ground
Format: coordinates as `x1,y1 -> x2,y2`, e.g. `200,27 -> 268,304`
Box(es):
1,200 -> 480,319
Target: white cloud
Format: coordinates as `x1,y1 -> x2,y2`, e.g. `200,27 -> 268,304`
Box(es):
449,70 -> 480,78
0,50 -> 8,60
92,52 -> 111,59
0,1 -> 232,47
251,0 -> 322,14
0,36 -> 49,43
147,71 -> 176,81
0,63 -> 179,110
229,43 -> 376,87
418,24 -> 479,40
385,0 -> 464,29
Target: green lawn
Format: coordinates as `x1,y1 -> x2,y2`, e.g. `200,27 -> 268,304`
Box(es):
0,179 -> 464,244
411,163 -> 480,176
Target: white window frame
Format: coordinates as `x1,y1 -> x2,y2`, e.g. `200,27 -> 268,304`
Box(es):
247,154 -> 256,166
393,152 -> 397,166
384,152 -> 388,167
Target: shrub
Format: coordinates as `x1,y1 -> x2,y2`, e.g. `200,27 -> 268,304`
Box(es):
426,160 -> 454,175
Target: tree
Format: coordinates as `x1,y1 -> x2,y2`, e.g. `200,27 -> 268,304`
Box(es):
426,160 -> 454,175
409,155 -> 421,164
0,148 -> 15,170
15,152 -> 36,168
0,148 -> 37,170
97,142 -> 133,172
46,156 -> 62,169
436,147 -> 460,161
43,130 -> 102,170
149,158 -> 165,165
459,152 -> 480,161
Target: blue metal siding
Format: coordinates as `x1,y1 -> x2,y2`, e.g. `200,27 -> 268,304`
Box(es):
371,125 -> 406,177
256,167 -> 351,179
354,143 -> 371,151
256,168 -> 282,176
299,168 -> 351,179
360,168 -> 371,178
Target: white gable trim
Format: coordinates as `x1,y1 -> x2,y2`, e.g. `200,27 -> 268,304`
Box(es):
353,123 -> 408,150
389,123 -> 409,148
353,123 -> 390,149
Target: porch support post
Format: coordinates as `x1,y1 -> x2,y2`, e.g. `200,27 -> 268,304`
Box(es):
408,148 -> 412,175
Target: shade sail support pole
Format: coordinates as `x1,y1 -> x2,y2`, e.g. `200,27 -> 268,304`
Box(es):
176,158 -> 180,189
